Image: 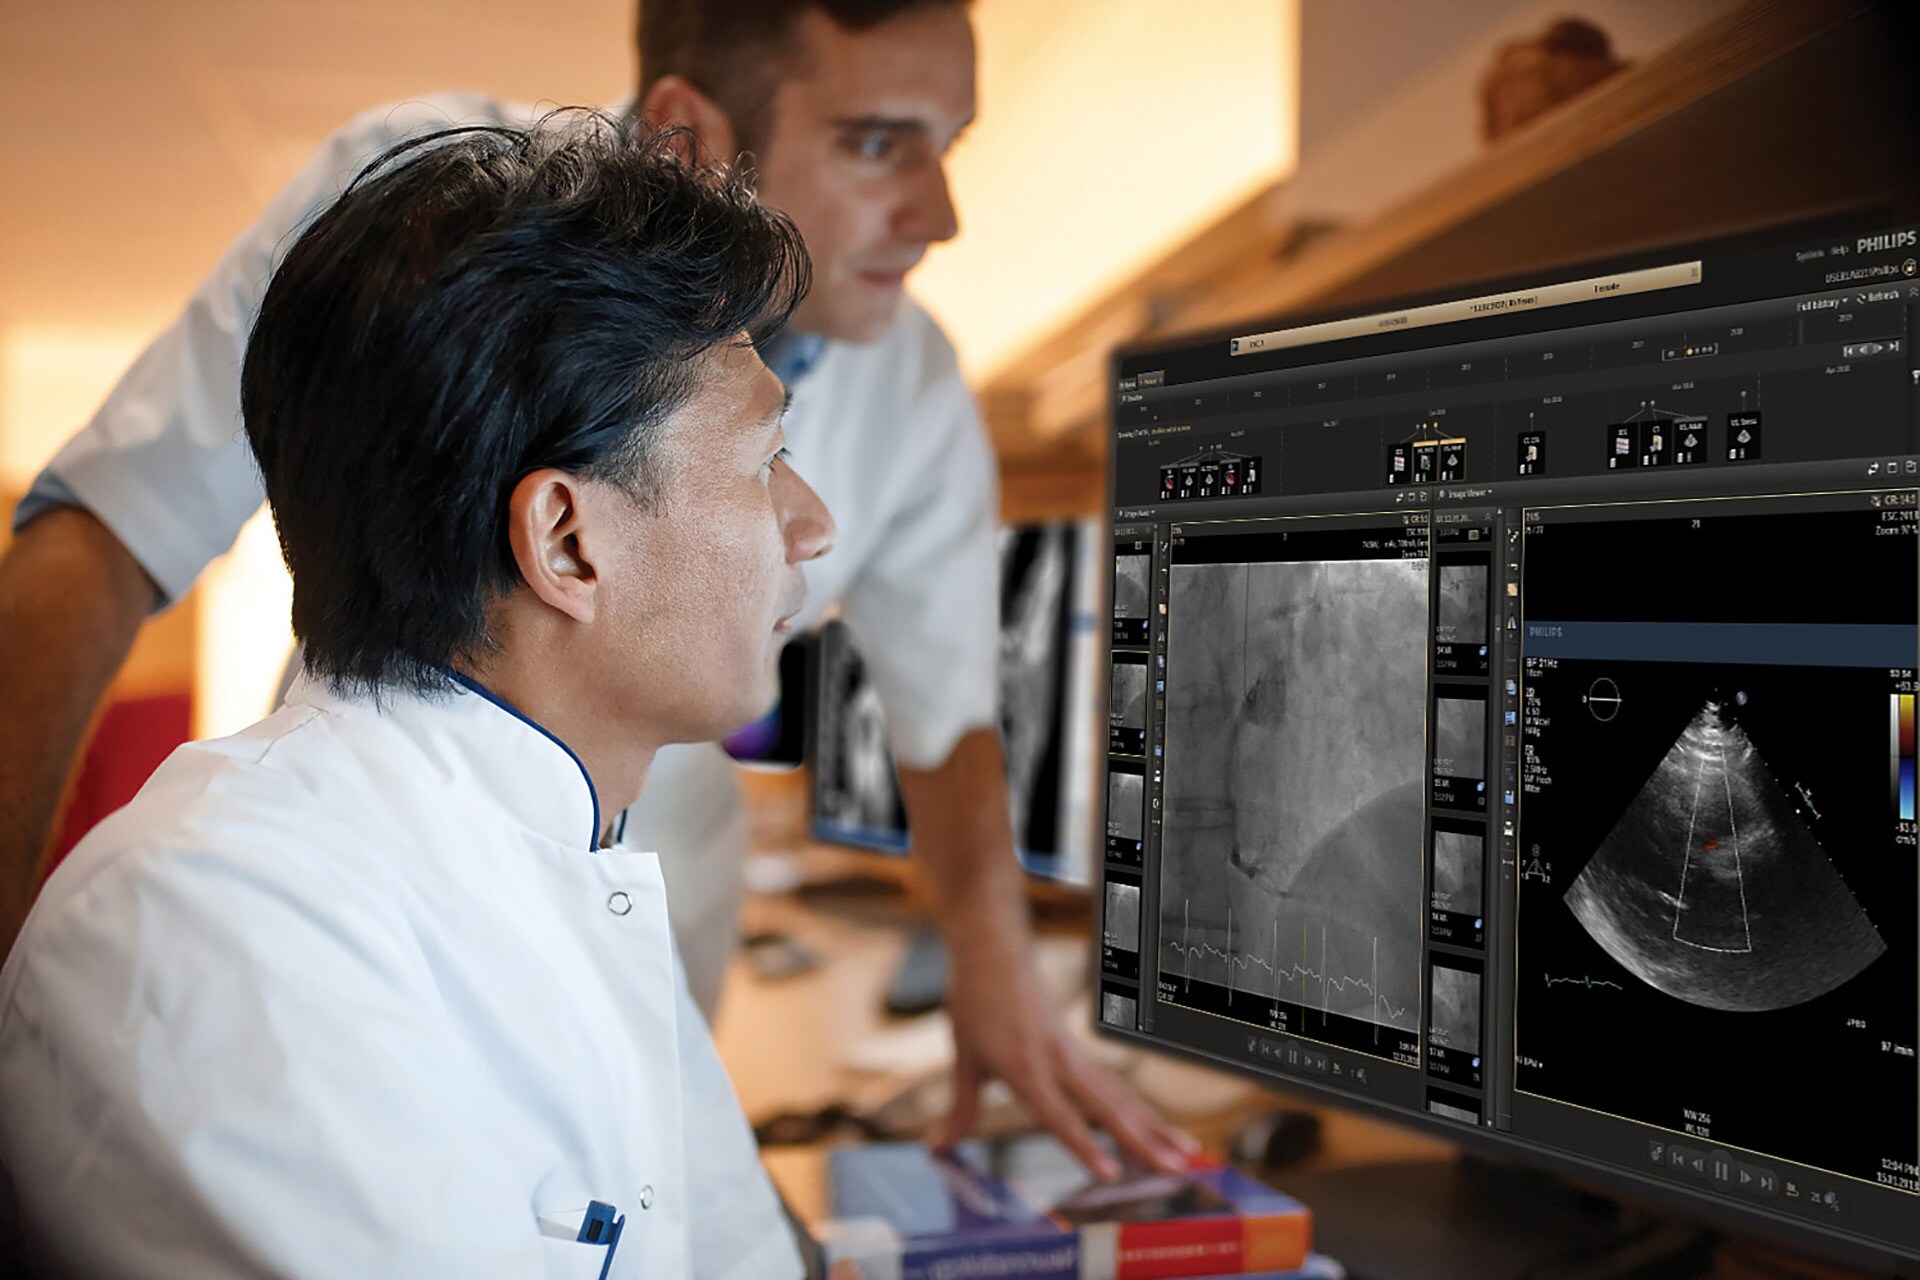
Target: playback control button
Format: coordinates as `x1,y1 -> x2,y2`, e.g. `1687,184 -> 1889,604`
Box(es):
1667,1144 -> 1708,1178
1665,1142 -> 1779,1200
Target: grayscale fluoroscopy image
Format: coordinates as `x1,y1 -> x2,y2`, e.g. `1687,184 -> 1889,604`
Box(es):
1114,554 -> 1151,619
1108,772 -> 1143,841
1157,556 -> 1428,1031
1428,963 -> 1482,1052
1432,830 -> 1484,914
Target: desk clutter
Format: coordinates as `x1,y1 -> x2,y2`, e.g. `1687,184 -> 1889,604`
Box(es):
766,1132 -> 1339,1280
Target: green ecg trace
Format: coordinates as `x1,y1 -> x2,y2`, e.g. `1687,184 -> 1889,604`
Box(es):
1543,973 -> 1623,990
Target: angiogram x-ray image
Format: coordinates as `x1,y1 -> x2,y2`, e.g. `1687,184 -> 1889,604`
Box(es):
1432,829 -> 1484,914
1435,697 -> 1486,781
1105,882 -> 1142,952
1157,553 -> 1428,1031
1428,963 -> 1482,1052
1110,662 -> 1147,729
1114,554 -> 1151,619
1436,565 -> 1488,646
1108,772 -> 1143,841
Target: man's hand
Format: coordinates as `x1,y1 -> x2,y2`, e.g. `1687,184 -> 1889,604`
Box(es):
897,728 -> 1199,1179
0,506 -> 157,952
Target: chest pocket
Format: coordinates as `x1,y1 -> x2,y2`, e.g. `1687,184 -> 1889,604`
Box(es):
537,1233 -> 614,1280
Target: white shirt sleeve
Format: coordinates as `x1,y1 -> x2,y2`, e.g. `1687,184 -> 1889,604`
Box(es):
37,93 -> 507,606
836,325 -> 1002,772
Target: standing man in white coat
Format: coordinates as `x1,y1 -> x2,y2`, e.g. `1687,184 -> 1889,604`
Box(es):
0,0 -> 1193,1176
3,111 -> 827,1277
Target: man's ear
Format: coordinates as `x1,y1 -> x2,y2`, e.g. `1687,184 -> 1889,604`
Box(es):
506,469 -> 599,625
639,74 -> 739,166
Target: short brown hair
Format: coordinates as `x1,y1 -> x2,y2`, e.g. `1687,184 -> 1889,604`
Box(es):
638,0 -> 967,157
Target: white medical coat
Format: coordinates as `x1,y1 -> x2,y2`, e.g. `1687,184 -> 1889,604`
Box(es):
0,674 -> 802,1280
25,92 -> 1004,1014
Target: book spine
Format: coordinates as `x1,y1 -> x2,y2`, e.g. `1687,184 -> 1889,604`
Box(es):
1076,1210 -> 1311,1280
896,1238 -> 1081,1280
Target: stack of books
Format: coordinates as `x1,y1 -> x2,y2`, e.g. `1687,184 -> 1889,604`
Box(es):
766,1134 -> 1339,1279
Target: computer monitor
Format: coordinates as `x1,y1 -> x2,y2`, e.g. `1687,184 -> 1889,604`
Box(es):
811,517 -> 1103,886
1097,214 -> 1920,1265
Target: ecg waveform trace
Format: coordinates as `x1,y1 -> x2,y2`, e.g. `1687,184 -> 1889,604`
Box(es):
1543,973 -> 1625,991
1166,900 -> 1415,1039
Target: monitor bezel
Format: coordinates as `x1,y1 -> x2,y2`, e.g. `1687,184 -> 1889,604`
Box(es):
1094,207 -> 1920,1269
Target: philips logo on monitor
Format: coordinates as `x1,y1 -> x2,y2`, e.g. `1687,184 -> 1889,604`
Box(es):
1859,229 -> 1918,253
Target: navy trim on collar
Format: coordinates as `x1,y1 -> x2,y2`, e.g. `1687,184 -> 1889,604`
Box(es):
445,671 -> 602,850
758,328 -> 827,387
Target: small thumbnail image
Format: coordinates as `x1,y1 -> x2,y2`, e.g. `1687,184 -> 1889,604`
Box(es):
1435,697 -> 1486,781
1428,963 -> 1482,1055
1107,772 -> 1144,842
1431,828 -> 1484,916
1104,881 -> 1142,952
1436,565 -> 1488,647
1101,989 -> 1139,1029
1110,662 -> 1148,730
1114,554 -> 1152,620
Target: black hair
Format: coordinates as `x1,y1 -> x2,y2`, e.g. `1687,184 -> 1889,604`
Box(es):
241,107 -> 809,696
638,0 -> 970,156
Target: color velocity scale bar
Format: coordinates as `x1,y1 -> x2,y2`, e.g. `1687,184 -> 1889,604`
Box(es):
1893,692 -> 1915,821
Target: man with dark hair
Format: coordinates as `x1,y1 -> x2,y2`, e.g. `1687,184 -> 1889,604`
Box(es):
0,0 -> 1190,1178
0,110 -> 828,1277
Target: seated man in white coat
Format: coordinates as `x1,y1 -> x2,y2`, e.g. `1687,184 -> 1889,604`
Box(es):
0,110 -> 829,1278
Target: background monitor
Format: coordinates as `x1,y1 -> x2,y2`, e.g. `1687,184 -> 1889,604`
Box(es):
1098,214 -> 1920,1267
810,517 -> 1102,886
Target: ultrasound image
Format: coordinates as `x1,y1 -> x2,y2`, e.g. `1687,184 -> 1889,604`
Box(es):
1437,565 -> 1488,646
1108,772 -> 1143,841
1431,830 -> 1484,914
1114,554 -> 1151,619
1566,699 -> 1886,1013
1105,882 -> 1142,952
1110,663 -> 1148,729
1434,697 -> 1485,780
1428,964 -> 1482,1051
1101,991 -> 1139,1028
1157,553 -> 1428,1031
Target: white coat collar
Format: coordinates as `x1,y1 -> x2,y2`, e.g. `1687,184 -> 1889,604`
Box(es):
284,669 -> 603,851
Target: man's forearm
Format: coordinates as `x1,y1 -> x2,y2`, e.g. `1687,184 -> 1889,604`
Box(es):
896,726 -> 1029,956
0,507 -> 156,950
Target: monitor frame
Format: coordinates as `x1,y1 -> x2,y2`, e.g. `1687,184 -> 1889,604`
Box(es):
1093,210 -> 1920,1272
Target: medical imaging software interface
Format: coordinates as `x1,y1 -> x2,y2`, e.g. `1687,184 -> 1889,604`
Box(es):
1099,220 -> 1920,1258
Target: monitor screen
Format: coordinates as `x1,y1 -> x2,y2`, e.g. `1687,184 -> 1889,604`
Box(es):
1097,215 -> 1920,1262
811,518 -> 1102,885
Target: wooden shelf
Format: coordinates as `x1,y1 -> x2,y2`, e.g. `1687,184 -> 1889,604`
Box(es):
984,0 -> 1919,492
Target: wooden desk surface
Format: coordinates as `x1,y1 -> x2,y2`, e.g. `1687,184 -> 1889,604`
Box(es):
709,846 -> 1448,1166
